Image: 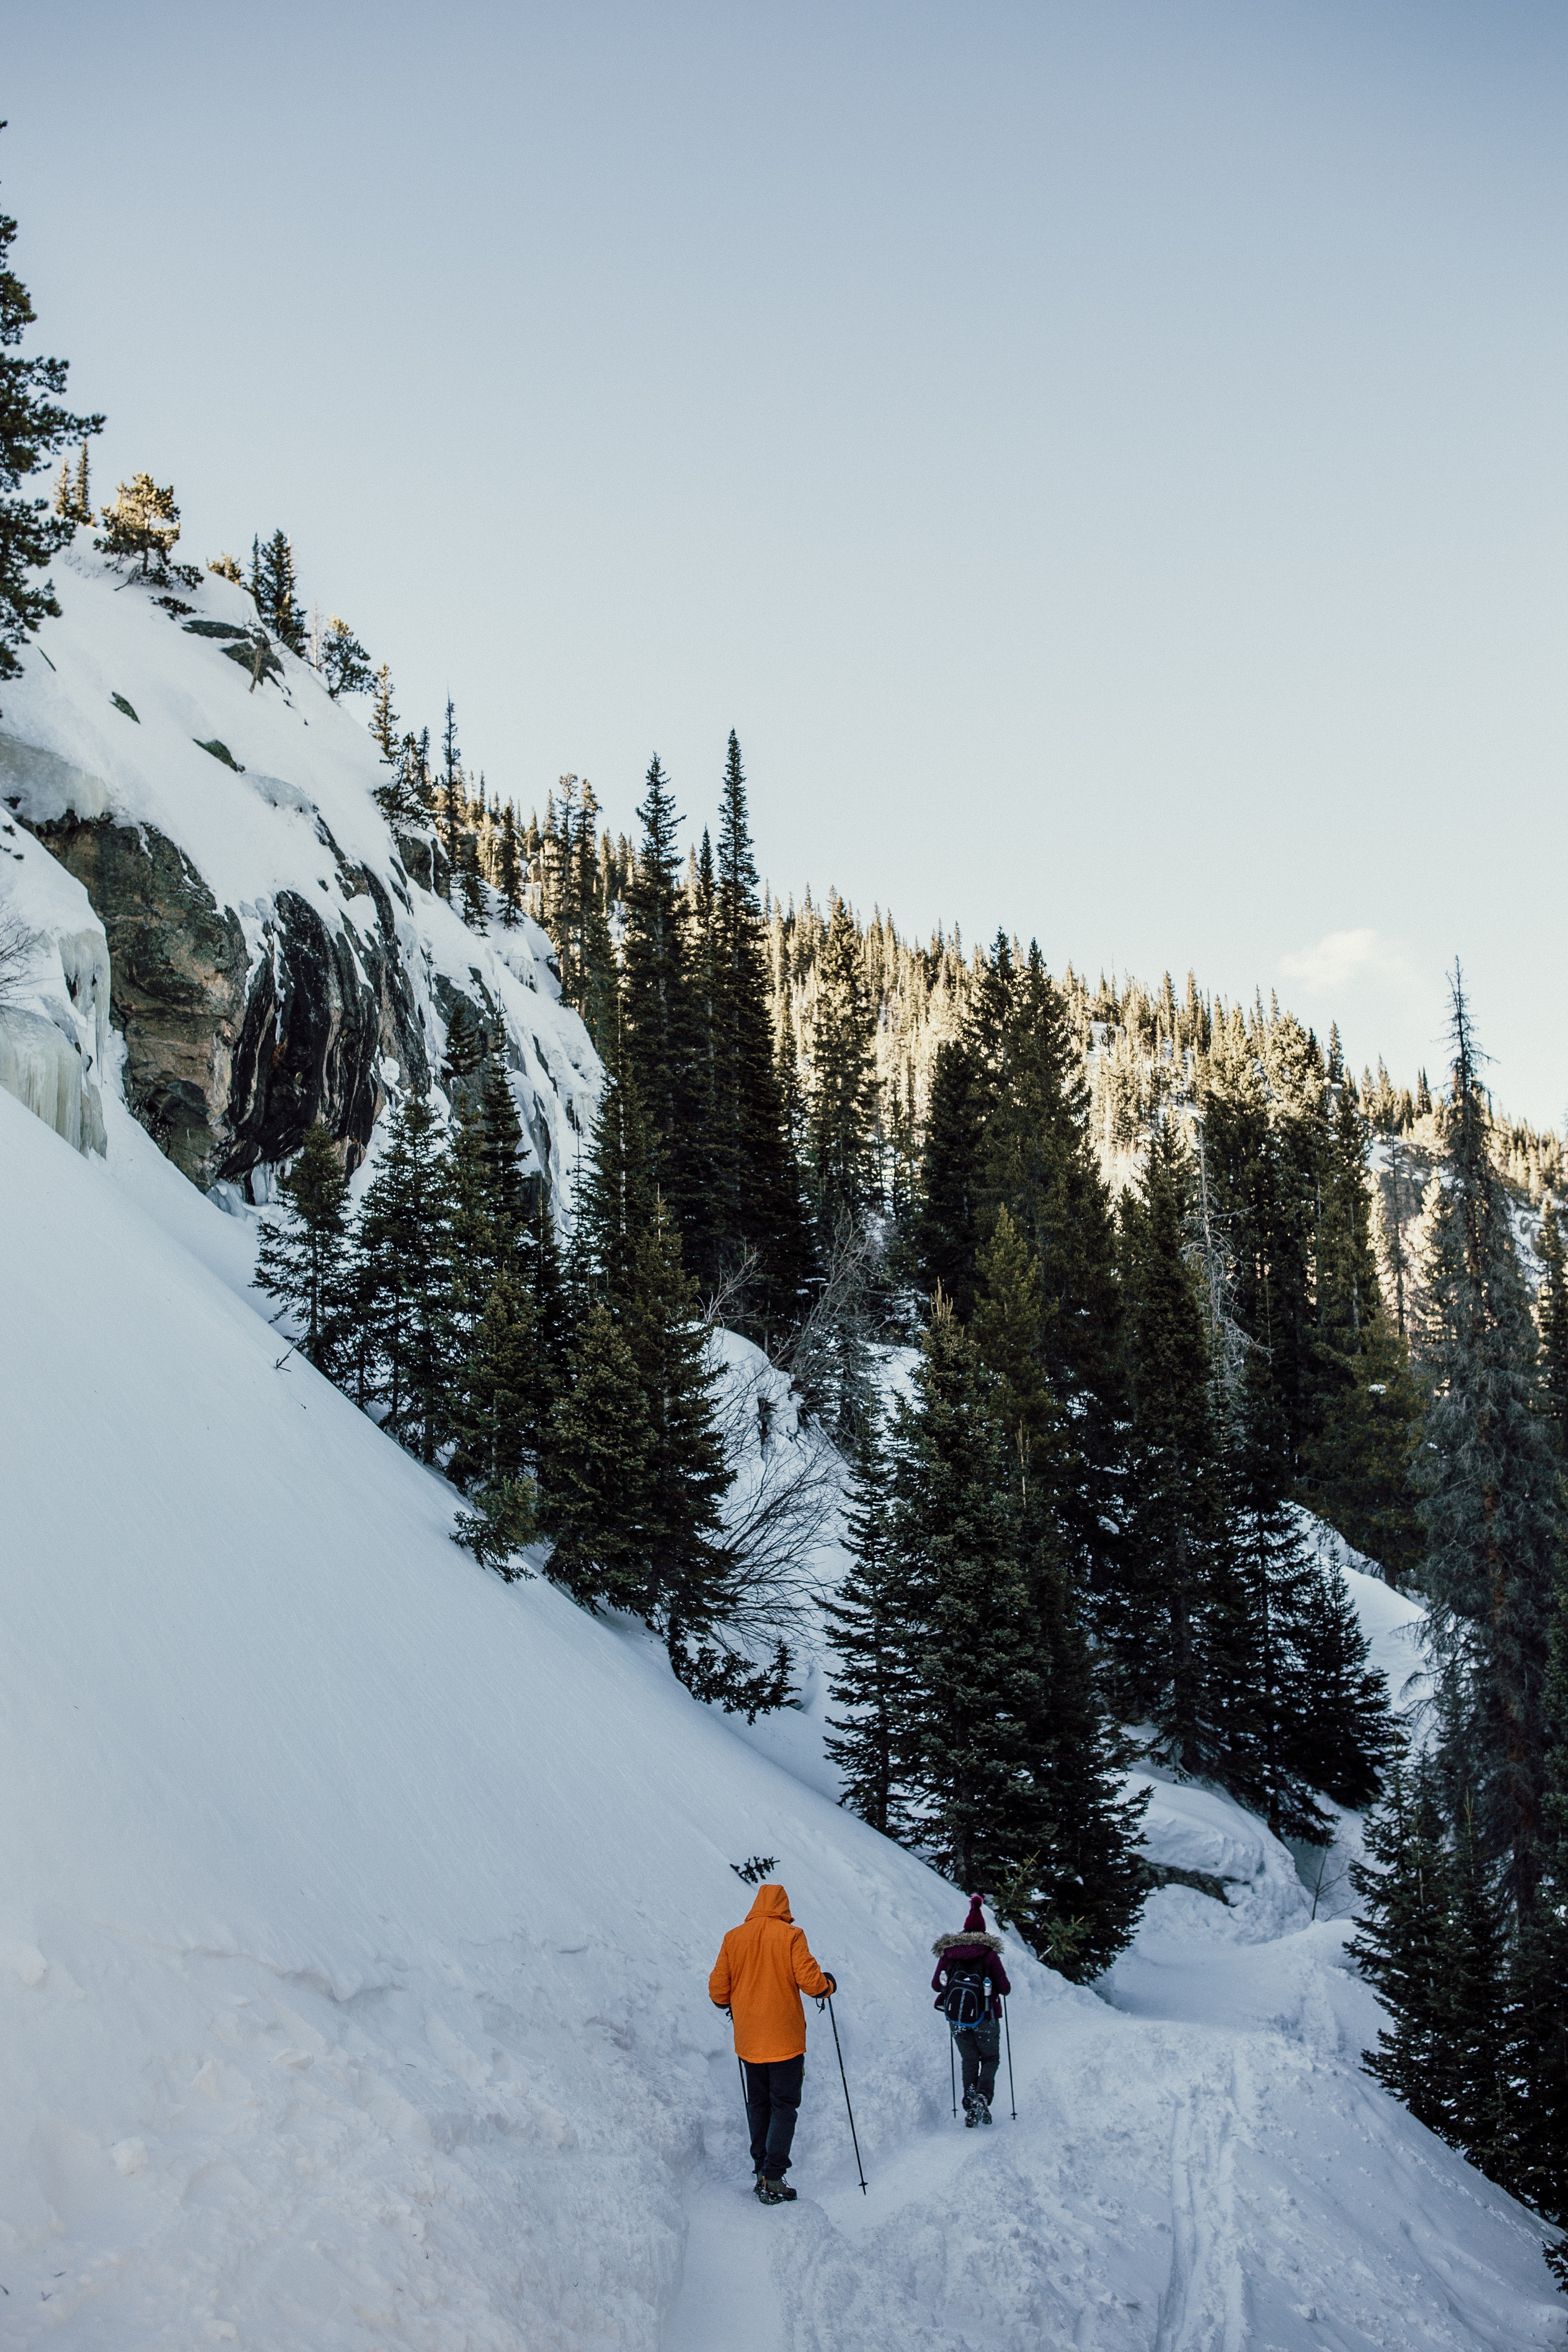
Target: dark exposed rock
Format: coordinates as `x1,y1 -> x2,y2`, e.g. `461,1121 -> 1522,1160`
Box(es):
1137,1861 -> 1234,1906
30,813 -> 428,1191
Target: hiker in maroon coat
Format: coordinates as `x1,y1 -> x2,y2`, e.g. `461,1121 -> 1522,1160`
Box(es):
931,1894 -> 1010,2125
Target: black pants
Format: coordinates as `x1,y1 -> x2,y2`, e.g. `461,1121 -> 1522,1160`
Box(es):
952,2019 -> 1000,2105
743,2055 -> 804,2178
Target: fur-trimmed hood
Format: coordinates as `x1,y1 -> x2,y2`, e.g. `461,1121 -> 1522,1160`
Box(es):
931,1931 -> 1003,1957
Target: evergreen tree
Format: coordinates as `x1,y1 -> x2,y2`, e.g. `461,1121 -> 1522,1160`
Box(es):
970,1205 -> 1055,1515
1116,1120 -> 1231,1764
375,729 -> 430,833
1349,1754 -> 1455,2137
1224,1353 -> 1326,1840
708,731 -> 813,1333
318,614 -> 374,699
1442,1796 -> 1514,2179
980,943 -> 1125,1622
71,440 -> 91,525
1283,1558 -> 1393,1810
251,528 -> 307,650
253,1121 -> 349,1372
0,148 -> 103,686
1539,1197 -> 1568,1458
368,664 -> 398,760
1510,1536 -> 1568,2239
441,997 -> 486,1093
1420,971 -> 1561,1912
807,894 -> 877,1239
541,1302 -> 654,1606
621,755 -> 704,1251
882,1299 -> 1054,1892
1298,1082 -> 1425,1581
354,1090 -> 454,1462
459,826 -> 488,930
496,799 -> 524,928
448,1268 -> 539,1496
97,472 -> 181,576
911,1037 -> 986,1317
823,1401 -> 904,1834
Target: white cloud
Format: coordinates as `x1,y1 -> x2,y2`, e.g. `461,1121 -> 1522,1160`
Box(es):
1277,927 -> 1418,1000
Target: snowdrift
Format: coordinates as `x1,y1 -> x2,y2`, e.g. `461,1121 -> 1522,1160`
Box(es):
0,1091 -> 1561,2349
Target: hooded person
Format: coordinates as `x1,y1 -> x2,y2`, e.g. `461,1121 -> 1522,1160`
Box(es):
931,1895 -> 1010,2126
709,1883 -> 836,2203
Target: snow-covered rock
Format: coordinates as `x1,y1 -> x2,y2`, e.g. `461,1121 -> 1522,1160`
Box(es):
1,534 -> 599,1201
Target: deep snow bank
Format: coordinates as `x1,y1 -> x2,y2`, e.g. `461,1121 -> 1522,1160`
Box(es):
0,1091 -> 1562,2349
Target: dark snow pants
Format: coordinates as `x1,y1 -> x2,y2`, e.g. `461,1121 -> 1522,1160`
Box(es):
743,2055 -> 805,2178
952,2019 -> 1000,2105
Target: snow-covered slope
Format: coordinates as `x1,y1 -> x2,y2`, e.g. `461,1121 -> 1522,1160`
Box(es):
0,534 -> 598,1205
2,1091 -> 1562,2348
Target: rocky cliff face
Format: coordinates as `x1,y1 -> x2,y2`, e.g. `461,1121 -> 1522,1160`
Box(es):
0,538 -> 601,1205
31,813 -> 430,1188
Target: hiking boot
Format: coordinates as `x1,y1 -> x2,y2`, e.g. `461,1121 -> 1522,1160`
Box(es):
756,2175 -> 796,2204
963,2089 -> 982,2127
978,2096 -> 993,2126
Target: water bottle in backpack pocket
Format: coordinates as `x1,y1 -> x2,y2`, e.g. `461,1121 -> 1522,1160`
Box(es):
942,1969 -> 992,2029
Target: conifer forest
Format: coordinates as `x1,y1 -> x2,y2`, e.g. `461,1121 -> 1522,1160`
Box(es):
230,561 -> 1568,2265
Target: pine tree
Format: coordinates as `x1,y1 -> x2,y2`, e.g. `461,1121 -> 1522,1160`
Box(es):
1420,971 -> 1561,1912
441,997 -> 486,1094
1539,1196 -> 1568,1458
496,799 -> 524,928
808,894 -> 877,1239
251,529 -> 307,650
823,1401 -> 904,1834
1283,1558 -> 1393,1810
1443,1796 -> 1514,2178
459,826 -> 488,930
1298,1082 -> 1425,1581
1116,1119 -> 1231,1765
1224,1352 -> 1326,1839
980,943 -> 1124,1624
541,1302 -> 654,1606
1349,1754 -> 1455,2136
253,1121 -> 349,1372
354,1090 -> 454,1462
318,615 -> 374,699
97,473 -> 181,577
882,1298 -> 1054,1893
708,731 -> 812,1334
1011,1549 -> 1150,1981
970,1205 -> 1055,1514
0,146 -> 103,685
911,1037 -> 987,1317
1510,1536 -> 1568,2238
621,755 -> 704,1253
72,440 -> 91,525
368,664 -> 398,760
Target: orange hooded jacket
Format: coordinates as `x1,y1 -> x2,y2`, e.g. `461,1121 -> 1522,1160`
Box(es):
708,1885 -> 833,2063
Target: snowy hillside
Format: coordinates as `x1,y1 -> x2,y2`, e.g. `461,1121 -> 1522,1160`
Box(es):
0,531 -> 598,1205
2,1086 -> 1562,2347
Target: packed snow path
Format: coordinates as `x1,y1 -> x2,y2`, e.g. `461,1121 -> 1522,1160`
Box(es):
0,1087 -> 1561,2350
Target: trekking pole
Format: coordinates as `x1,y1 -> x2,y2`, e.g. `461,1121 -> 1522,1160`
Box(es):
737,2056 -> 754,2157
1002,1996 -> 1016,2121
825,1994 -> 867,2193
949,2029 -> 956,2118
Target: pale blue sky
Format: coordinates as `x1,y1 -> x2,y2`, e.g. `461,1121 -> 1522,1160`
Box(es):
7,2 -> 1565,1120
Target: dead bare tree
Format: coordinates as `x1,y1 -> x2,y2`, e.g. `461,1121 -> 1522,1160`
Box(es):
0,906 -> 38,1012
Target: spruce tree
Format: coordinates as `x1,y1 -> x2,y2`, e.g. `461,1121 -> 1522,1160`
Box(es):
1539,1197 -> 1568,1458
1420,972 -> 1561,1911
496,799 -> 524,929
1224,1352 -> 1326,1840
251,528 -> 307,650
368,664 -> 398,760
459,827 -> 488,930
823,1400 -> 904,1834
540,1302 -> 653,1605
621,755 -> 704,1252
97,473 -> 181,577
1349,1754 -> 1455,2137
318,615 -> 374,699
709,730 -> 812,1334
970,1205 -> 1055,1514
808,894 -> 877,1240
354,1089 -> 454,1462
911,1037 -> 986,1317
253,1121 -> 349,1372
1510,1534 -> 1568,2241
1283,1558 -> 1392,1810
1116,1119 -> 1231,1764
882,1298 -> 1055,1894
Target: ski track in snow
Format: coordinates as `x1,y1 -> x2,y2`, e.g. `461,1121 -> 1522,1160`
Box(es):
2,1086 -> 1566,2349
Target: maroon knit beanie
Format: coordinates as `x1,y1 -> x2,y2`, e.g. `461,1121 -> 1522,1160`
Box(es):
961,1895 -> 986,1935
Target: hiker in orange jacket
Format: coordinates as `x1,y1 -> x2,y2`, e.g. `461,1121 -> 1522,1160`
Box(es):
709,1883 -> 836,2204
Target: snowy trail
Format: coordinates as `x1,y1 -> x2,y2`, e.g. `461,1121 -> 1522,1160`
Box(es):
2,1087 -> 1564,2350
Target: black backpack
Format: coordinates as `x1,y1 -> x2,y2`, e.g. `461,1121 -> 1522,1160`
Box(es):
942,1965 -> 992,2029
